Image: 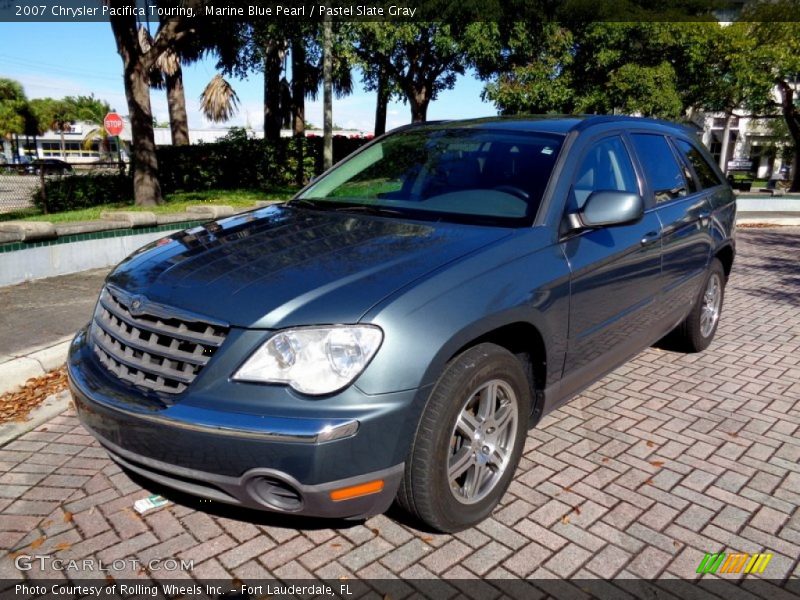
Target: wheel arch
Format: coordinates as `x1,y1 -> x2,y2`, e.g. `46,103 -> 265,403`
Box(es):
715,243 -> 735,279
437,320 -> 549,422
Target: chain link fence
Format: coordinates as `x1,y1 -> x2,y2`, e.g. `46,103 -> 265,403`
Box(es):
0,162 -> 126,214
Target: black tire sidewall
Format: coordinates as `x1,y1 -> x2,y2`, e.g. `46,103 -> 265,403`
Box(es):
410,344 -> 531,532
691,259 -> 726,349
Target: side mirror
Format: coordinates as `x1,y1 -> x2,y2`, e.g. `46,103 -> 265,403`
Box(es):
573,191 -> 644,229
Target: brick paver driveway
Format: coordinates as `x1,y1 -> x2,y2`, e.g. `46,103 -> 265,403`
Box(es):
1,227 -> 799,590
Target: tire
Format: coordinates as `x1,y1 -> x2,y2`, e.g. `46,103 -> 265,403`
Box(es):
669,258 -> 726,353
396,343 -> 532,532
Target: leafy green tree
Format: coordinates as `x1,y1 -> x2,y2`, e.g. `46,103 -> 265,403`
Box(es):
740,5 -> 800,191
67,95 -> 114,158
473,21 -> 724,119
353,23 -> 468,122
0,78 -> 28,145
28,98 -> 75,158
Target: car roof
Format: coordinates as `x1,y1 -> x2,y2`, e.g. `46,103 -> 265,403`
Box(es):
409,115 -> 695,137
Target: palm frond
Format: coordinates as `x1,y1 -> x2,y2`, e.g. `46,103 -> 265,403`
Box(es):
138,26 -> 153,54
156,49 -> 180,76
200,74 -> 240,122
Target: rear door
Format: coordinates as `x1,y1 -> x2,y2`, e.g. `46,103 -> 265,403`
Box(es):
559,134 -> 663,399
629,133 -> 714,325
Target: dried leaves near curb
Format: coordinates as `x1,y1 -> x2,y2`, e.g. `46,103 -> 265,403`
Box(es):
0,366 -> 68,424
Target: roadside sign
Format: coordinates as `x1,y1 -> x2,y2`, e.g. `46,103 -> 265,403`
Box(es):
104,112 -> 124,136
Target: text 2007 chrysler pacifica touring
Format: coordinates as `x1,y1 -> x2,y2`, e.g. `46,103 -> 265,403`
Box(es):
68,116 -> 735,532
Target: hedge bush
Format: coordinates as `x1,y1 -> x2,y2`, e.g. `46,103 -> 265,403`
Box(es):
34,134 -> 371,212
33,173 -> 133,213
156,133 -> 369,193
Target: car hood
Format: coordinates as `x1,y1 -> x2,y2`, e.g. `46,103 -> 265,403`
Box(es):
106,205 -> 512,328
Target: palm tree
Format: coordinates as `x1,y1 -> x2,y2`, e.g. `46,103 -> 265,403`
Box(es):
200,74 -> 240,122
66,95 -> 114,160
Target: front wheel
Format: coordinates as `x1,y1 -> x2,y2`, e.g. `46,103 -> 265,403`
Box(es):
396,343 -> 531,532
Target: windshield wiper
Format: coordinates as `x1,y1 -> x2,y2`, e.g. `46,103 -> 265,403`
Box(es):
332,204 -> 406,217
286,198 -> 331,210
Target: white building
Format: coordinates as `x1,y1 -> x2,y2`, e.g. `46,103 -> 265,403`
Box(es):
693,111 -> 793,180
2,119 -> 369,164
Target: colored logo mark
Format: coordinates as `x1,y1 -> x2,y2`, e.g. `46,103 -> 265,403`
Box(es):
696,552 -> 772,575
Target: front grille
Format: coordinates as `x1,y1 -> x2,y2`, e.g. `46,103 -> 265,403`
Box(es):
91,286 -> 229,394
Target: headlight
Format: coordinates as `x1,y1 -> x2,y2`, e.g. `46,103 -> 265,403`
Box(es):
232,325 -> 383,395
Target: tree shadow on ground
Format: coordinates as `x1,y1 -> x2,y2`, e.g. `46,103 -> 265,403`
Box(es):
735,229 -> 800,307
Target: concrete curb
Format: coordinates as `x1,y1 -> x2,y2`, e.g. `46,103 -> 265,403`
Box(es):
0,335 -> 72,396
737,217 -> 800,226
0,389 -> 71,447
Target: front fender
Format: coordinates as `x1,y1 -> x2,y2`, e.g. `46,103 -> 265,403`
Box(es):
355,232 -> 570,397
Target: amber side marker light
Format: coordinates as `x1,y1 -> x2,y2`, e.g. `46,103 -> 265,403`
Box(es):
330,480 -> 384,502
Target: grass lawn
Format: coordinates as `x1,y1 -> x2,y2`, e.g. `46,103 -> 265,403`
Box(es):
0,188 -> 296,223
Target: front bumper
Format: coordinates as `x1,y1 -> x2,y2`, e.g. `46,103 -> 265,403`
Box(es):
68,328 -> 423,519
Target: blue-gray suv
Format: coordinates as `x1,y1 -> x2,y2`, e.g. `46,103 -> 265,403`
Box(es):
68,116 -> 735,532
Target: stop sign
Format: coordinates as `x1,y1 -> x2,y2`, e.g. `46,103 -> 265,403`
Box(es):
104,112 -> 124,136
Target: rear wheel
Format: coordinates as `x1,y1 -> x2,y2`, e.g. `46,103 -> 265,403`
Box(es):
396,343 -> 531,532
668,258 -> 726,352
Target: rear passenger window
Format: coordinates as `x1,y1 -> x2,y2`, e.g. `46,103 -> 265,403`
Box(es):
572,136 -> 638,209
630,134 -> 688,203
674,139 -> 723,189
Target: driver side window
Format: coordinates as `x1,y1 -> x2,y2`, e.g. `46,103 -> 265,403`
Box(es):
572,136 -> 638,209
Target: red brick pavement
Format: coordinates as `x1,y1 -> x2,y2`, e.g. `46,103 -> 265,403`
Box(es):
1,227 -> 799,588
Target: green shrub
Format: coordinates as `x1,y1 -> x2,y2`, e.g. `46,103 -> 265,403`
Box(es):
32,136 -> 370,213
156,135 -> 369,194
33,173 -> 132,213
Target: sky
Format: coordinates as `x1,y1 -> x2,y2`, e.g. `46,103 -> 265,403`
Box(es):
0,22 -> 496,133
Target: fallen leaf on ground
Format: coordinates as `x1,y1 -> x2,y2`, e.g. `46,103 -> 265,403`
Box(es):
561,514 -> 570,525
644,478 -> 654,486
29,537 -> 45,549
0,367 -> 68,424
649,460 -> 665,468
646,440 -> 655,448
63,511 -> 73,523
54,542 -> 71,551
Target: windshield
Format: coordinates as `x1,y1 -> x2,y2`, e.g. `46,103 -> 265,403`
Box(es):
296,128 -> 564,226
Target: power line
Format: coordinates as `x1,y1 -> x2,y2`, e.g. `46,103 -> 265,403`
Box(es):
0,54 -> 122,82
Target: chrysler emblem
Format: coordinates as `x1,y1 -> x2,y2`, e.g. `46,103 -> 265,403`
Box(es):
129,295 -> 146,315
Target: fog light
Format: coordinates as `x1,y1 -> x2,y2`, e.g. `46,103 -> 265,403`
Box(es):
329,479 -> 384,502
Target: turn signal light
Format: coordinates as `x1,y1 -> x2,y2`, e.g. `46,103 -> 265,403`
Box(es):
329,479 -> 384,502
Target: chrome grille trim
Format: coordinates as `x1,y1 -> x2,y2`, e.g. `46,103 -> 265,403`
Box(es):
91,286 -> 229,394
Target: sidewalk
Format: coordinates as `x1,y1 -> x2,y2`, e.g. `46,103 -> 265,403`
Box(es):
0,267 -> 109,358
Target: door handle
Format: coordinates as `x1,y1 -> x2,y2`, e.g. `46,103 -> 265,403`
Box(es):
640,231 -> 661,247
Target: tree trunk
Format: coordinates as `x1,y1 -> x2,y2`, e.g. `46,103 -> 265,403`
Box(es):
409,93 -> 430,123
166,64 -> 190,146
110,13 -> 162,206
291,39 -> 306,137
374,65 -> 389,136
777,81 -> 800,193
291,37 -> 306,186
322,18 -> 333,171
264,40 -> 283,142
